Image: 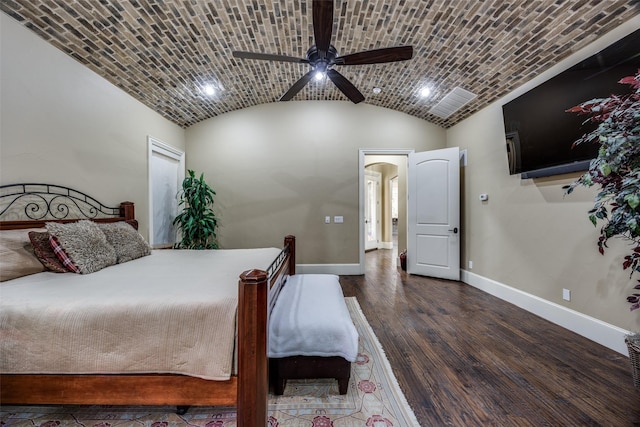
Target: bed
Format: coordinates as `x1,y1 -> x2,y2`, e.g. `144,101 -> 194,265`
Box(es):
0,183 -> 296,427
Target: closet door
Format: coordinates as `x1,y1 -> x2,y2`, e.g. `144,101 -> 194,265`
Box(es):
148,137 -> 184,248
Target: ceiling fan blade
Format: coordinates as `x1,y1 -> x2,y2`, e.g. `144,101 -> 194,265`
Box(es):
335,46 -> 414,65
232,51 -> 308,64
327,69 -> 365,104
279,70 -> 315,101
313,0 -> 334,57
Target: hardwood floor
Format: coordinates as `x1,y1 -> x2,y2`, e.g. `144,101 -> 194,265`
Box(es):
340,248 -> 640,426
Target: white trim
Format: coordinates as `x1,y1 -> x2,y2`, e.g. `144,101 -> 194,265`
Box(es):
147,136 -> 185,246
461,269 -> 631,356
379,241 -> 393,249
148,136 -> 184,159
359,149 -> 414,275
297,263 -> 362,275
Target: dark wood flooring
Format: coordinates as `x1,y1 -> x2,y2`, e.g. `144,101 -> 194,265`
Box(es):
340,248 -> 640,426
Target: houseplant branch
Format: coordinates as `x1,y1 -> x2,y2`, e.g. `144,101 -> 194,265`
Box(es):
565,69 -> 640,309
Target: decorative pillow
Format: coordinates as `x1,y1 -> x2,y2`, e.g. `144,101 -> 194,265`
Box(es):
46,220 -> 117,274
28,231 -> 69,273
48,235 -> 81,273
0,228 -> 47,281
98,222 -> 151,263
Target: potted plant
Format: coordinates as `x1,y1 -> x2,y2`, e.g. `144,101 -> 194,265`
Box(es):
564,69 -> 640,306
564,69 -> 640,386
173,169 -> 219,249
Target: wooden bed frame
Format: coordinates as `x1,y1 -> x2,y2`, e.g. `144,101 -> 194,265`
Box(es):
0,183 -> 296,427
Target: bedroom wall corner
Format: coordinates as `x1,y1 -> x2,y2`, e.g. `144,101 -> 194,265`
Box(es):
0,12 -> 186,240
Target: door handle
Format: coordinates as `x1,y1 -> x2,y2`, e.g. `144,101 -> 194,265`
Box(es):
448,227 -> 458,234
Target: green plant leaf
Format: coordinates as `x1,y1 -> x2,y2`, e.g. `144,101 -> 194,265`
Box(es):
173,169 -> 218,250
626,194 -> 640,210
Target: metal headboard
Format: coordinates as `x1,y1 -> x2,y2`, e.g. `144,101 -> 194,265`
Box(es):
0,184 -> 134,230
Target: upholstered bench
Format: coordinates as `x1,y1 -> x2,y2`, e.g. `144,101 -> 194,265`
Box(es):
268,274 -> 359,395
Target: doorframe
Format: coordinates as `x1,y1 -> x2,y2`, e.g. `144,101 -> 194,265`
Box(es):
358,149 -> 413,274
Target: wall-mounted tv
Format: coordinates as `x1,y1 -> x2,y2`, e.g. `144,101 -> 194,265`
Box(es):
502,28 -> 640,179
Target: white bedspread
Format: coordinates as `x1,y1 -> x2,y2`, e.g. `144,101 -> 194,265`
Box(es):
0,247 -> 281,381
268,274 -> 359,362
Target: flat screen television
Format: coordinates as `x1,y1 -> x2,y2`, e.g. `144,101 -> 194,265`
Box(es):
502,28 -> 640,179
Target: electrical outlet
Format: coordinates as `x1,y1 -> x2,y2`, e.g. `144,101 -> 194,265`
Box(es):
468,260 -> 473,269
563,288 -> 571,301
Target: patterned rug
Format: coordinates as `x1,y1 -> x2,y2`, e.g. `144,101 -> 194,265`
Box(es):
1,297 -> 419,427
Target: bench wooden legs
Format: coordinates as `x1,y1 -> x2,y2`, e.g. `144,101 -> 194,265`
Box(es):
270,356 -> 351,395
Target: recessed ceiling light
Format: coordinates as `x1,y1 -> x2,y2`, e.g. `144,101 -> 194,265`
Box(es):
203,84 -> 216,96
419,86 -> 431,98
372,87 -> 382,94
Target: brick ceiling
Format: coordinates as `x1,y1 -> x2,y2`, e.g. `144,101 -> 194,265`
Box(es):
2,1 -> 639,129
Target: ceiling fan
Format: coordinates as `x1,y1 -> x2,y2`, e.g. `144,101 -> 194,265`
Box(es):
232,0 -> 414,104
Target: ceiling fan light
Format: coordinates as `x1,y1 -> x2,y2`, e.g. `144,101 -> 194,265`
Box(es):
314,71 -> 326,81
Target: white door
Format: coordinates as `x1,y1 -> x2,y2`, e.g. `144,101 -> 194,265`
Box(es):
148,137 -> 185,248
364,170 -> 382,251
407,147 -> 460,280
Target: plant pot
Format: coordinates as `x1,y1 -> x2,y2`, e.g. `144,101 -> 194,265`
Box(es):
625,333 -> 640,390
399,250 -> 407,271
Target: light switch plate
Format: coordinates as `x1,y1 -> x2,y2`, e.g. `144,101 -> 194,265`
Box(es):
334,216 -> 344,224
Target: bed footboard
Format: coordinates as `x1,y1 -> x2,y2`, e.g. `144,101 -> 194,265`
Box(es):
237,269 -> 269,427
237,235 -> 295,427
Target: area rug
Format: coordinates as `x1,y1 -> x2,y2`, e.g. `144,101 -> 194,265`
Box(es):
0,297 -> 420,427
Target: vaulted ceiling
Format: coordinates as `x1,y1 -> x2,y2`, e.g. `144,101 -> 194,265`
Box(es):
2,1 -> 639,128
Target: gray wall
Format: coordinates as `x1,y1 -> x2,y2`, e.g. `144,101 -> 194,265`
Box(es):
185,102 -> 446,264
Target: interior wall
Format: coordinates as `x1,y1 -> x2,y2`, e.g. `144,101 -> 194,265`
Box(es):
185,102 -> 445,265
0,12 -> 186,240
447,15 -> 640,332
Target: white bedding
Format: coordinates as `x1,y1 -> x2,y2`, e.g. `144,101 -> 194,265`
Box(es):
0,247 -> 282,381
268,274 -> 359,362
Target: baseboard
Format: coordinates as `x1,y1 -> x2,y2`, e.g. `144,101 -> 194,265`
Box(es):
297,263 -> 362,275
379,242 -> 394,249
461,270 -> 631,356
